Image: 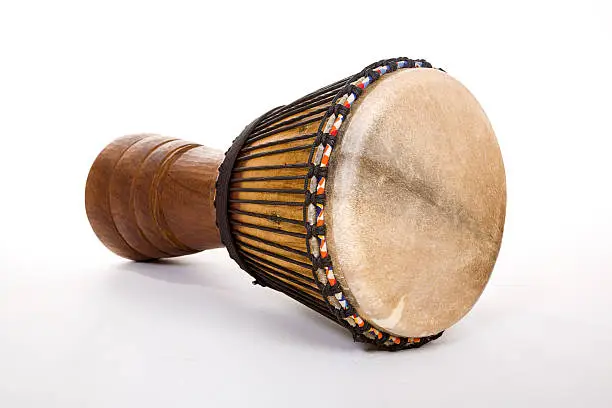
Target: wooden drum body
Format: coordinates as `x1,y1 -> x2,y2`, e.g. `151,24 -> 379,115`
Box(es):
86,58 -> 506,350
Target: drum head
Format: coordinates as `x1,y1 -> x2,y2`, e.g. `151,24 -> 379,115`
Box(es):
327,68 -> 506,337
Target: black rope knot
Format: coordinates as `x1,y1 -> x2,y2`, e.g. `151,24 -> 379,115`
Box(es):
311,256 -> 332,269
305,224 -> 326,238
365,69 -> 381,82
416,59 -> 432,68
314,131 -> 325,146
333,104 -> 350,117
307,165 -> 328,179
347,84 -> 363,99
304,191 -> 325,205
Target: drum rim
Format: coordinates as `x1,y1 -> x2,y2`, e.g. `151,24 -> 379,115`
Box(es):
302,58 -> 445,350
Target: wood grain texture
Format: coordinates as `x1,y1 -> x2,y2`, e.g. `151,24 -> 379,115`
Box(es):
85,134 -> 224,261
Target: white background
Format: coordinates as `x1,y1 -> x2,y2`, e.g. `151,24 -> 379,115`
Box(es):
1,1 -> 611,406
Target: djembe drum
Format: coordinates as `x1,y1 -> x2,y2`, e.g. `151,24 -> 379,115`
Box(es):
85,58 -> 506,350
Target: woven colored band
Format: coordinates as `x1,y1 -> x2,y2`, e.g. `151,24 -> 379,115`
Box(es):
216,58 -> 444,350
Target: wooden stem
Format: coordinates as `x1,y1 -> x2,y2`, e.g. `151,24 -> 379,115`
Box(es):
85,134 -> 224,261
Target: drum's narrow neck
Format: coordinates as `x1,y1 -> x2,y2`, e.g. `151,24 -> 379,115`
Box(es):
85,134 -> 224,261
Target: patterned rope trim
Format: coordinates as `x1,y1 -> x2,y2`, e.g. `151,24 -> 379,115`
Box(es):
303,58 -> 445,350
